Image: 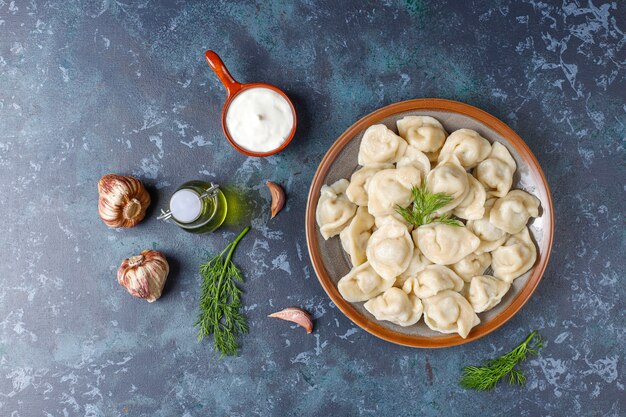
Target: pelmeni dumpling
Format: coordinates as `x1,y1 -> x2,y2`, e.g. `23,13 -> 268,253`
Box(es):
450,252 -> 492,282
468,275 -> 511,313
338,261 -> 394,302
426,155 -> 469,214
364,287 -> 423,327
316,179 -> 356,240
466,198 -> 508,254
395,245 -> 432,287
438,129 -> 491,169
474,142 -> 517,198
374,212 -> 413,230
422,290 -> 480,338
491,227 -> 537,282
490,190 -> 540,234
366,219 -> 414,280
358,124 -> 407,166
453,174 -> 487,220
340,207 -> 375,267
346,164 -> 392,206
396,145 -> 431,178
396,116 -> 447,154
367,166 -> 421,217
414,223 -> 480,265
402,265 -> 464,298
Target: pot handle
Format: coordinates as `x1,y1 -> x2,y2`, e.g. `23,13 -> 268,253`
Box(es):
205,50 -> 242,97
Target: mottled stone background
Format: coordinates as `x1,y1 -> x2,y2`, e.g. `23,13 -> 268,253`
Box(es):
1,0 -> 624,416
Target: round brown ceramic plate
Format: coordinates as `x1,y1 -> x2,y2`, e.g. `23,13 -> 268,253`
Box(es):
305,98 -> 554,348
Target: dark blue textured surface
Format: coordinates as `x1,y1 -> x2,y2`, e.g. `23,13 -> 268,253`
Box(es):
1,1 -> 624,416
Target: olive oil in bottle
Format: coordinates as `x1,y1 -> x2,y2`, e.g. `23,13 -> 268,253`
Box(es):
158,181 -> 227,233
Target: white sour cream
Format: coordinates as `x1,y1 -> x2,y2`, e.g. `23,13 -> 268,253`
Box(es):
225,87 -> 294,153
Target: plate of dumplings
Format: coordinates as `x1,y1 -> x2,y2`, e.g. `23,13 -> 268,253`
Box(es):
305,98 -> 554,348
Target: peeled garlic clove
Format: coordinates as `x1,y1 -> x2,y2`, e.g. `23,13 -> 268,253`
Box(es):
117,250 -> 169,302
266,181 -> 285,219
98,174 -> 151,228
268,307 -> 313,333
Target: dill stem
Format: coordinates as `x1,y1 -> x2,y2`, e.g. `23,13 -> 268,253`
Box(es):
225,226 -> 251,267
215,226 -> 250,296
521,330 -> 536,346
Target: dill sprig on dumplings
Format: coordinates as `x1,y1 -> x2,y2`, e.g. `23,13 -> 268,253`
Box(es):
460,331 -> 543,391
196,226 -> 251,358
395,182 -> 463,227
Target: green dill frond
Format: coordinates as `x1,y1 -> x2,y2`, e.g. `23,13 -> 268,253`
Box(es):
395,181 -> 462,227
460,331 -> 543,391
436,213 -> 463,227
195,226 -> 251,358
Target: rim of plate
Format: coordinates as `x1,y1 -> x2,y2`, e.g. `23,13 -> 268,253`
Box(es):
305,98 -> 554,348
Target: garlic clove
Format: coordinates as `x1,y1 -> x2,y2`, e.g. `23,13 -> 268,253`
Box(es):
268,307 -> 313,333
266,181 -> 285,219
117,250 -> 169,302
98,174 -> 151,228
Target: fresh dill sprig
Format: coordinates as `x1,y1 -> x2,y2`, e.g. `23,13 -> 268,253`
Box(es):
460,331 -> 543,391
195,226 -> 251,358
395,181 -> 463,227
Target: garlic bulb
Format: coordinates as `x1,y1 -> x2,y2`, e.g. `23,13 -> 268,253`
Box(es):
117,250 -> 169,302
98,174 -> 151,228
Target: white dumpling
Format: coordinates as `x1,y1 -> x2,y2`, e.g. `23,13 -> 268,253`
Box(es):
426,155 -> 469,214
474,142 -> 517,198
366,219 -> 414,280
422,290 -> 480,338
466,198 -> 508,254
490,189 -> 540,234
345,164 -> 392,206
394,245 -> 432,287
396,145 -> 431,178
414,223 -> 480,265
402,265 -> 464,298
340,207 -> 375,267
468,275 -> 511,313
450,252 -> 492,282
374,212 -> 413,230
337,261 -> 394,302
316,179 -> 356,240
491,227 -> 537,283
438,129 -> 492,169
367,166 -> 421,217
364,287 -> 423,327
396,116 -> 447,153
452,174 -> 487,220
358,124 -> 407,166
